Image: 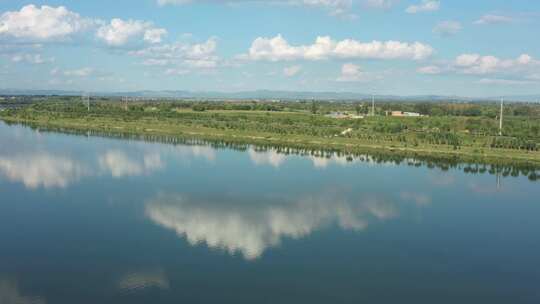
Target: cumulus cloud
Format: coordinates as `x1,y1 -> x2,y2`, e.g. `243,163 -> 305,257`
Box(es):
363,0 -> 400,9
96,18 -> 167,46
417,65 -> 442,74
0,4 -> 94,41
143,58 -> 169,66
241,34 -> 433,62
478,78 -> 536,86
405,0 -> 440,14
337,63 -> 369,82
433,21 -> 462,37
474,14 -> 513,25
11,53 -> 54,64
165,68 -> 189,75
454,53 -> 538,75
283,65 -> 302,77
62,67 -> 95,77
156,0 -> 356,18
146,192 -> 398,259
416,53 -> 540,84
129,37 -> 220,71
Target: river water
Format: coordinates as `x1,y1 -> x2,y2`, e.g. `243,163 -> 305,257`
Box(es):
0,122 -> 539,303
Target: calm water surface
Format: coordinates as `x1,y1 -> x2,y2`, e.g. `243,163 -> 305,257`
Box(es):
0,122 -> 539,304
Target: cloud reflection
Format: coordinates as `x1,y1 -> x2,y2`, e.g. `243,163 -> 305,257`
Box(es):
0,279 -> 45,304
145,193 -> 398,260
0,154 -> 88,189
98,150 -> 164,177
248,148 -> 286,168
310,155 -> 350,169
117,270 -> 169,293
400,191 -> 432,206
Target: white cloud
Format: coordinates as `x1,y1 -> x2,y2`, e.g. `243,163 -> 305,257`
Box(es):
417,65 -> 442,74
301,0 -> 355,18
283,65 -> 302,77
418,53 -> 540,82
363,0 -> 400,9
130,37 -> 220,71
165,68 -> 189,75
96,18 -> 167,46
433,21 -> 462,37
241,34 -> 433,62
478,78 -> 536,86
474,14 -> 513,25
453,53 -> 539,75
0,5 -> 93,41
11,53 -> 54,64
62,67 -> 95,77
144,28 -> 168,44
527,74 -> 540,81
405,0 -> 440,14
143,58 -> 169,66
157,0 -> 355,18
337,63 -> 368,82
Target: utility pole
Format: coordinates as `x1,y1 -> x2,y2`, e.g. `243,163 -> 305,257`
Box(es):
499,97 -> 504,136
82,92 -> 90,112
371,94 -> 375,116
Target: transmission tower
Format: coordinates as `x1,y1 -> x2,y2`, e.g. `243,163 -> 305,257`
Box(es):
82,92 -> 90,112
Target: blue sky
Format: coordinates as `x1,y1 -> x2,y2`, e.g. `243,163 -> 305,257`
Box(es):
1,0 -> 539,96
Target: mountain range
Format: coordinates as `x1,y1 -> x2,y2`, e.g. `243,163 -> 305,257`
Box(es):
1,89 -> 539,103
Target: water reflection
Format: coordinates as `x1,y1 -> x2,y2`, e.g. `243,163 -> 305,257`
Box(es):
0,278 -> 45,304
248,148 -> 286,168
0,123 -> 218,189
1,123 -> 538,192
117,270 -> 169,293
400,191 -> 432,206
98,150 -> 164,178
0,153 -> 88,189
145,192 -> 398,260
310,154 -> 350,169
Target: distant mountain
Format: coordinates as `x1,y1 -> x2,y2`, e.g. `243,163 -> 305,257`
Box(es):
1,89 -> 539,103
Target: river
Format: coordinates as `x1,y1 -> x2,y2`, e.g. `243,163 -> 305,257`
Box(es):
0,121 -> 539,303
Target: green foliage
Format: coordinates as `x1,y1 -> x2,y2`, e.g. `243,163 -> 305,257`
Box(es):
2,98 -> 540,155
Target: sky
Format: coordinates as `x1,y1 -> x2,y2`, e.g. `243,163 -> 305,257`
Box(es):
0,0 -> 539,97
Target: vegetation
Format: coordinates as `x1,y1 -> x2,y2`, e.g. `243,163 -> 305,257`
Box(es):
1,97 -> 539,166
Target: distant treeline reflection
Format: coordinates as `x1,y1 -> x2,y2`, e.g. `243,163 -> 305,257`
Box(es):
10,121 -> 539,182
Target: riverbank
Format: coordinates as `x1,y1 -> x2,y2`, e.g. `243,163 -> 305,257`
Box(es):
2,113 -> 540,167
